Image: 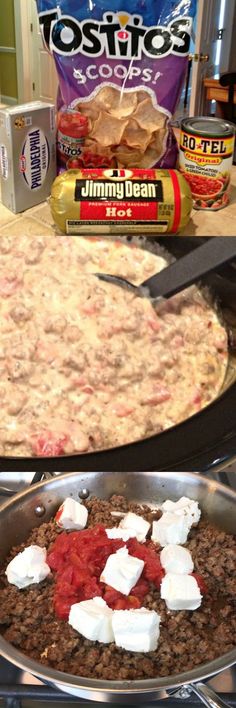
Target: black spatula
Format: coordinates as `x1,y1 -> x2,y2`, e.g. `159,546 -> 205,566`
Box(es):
95,238 -> 236,302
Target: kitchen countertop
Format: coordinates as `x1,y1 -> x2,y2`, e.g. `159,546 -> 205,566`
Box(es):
0,167 -> 236,237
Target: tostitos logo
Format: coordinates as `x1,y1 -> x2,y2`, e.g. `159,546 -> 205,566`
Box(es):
21,128 -> 50,190
39,9 -> 192,60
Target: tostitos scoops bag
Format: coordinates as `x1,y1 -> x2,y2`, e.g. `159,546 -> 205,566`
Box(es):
36,0 -> 196,171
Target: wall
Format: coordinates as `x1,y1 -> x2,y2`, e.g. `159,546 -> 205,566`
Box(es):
0,0 -> 18,103
228,3 -> 236,70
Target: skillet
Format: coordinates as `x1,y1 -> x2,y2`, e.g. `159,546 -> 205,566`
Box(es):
0,470 -> 235,707
0,237 -> 236,473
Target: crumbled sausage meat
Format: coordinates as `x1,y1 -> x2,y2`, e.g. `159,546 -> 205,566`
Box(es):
0,495 -> 235,680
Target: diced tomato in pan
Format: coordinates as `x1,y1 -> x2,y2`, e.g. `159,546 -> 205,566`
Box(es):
32,433 -> 69,457
131,578 -> 149,599
191,573 -> 208,594
127,538 -> 164,588
48,524 -> 164,620
0,276 -> 20,297
54,595 -> 78,621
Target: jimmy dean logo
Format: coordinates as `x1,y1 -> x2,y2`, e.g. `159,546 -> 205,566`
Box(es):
75,179 -> 163,201
39,9 -> 192,60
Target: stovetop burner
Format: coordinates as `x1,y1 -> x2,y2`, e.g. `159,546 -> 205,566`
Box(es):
0,470 -> 235,708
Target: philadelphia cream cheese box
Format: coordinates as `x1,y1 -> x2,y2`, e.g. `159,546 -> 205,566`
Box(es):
0,101 -> 56,213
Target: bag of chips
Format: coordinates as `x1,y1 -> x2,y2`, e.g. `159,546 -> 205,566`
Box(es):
36,0 -> 196,171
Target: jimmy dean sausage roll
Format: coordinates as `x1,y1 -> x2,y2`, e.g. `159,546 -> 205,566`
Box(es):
50,168 -> 193,234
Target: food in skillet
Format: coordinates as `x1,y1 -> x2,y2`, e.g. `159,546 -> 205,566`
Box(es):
0,494 -> 235,679
0,235 -> 228,456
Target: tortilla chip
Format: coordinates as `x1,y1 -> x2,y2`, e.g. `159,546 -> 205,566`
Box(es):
76,88 -> 168,169
90,112 -> 128,147
84,138 -> 114,157
76,100 -> 98,121
93,87 -> 137,119
83,138 -> 100,153
135,146 -> 158,168
136,90 -> 150,104
150,127 -> 167,158
93,86 -> 118,112
114,145 -> 143,166
109,91 -> 138,118
133,99 -> 166,132
122,119 -> 151,152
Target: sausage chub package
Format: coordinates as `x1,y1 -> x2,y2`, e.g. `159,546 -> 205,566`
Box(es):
36,0 -> 196,172
50,168 -> 193,234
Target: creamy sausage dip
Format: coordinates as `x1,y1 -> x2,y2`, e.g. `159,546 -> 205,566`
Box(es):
0,235 -> 228,457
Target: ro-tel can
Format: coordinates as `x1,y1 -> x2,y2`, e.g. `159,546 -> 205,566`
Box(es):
179,117 -> 235,211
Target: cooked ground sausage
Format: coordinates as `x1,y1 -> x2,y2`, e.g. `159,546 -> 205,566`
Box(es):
0,495 -> 235,680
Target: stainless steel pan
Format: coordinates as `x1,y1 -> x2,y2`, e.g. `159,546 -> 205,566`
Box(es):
0,471 -> 235,707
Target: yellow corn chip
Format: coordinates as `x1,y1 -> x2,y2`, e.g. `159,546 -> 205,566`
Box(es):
90,112 -> 128,147
133,99 -> 166,132
150,127 -> 168,157
122,119 -> 151,152
74,87 -> 168,169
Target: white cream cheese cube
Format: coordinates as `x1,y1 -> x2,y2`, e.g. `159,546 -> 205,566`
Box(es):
6,545 -> 50,589
151,512 -> 190,546
160,573 -> 202,610
68,597 -> 114,643
105,528 -> 137,542
112,608 -> 161,652
162,497 -> 201,526
160,545 -> 194,574
119,512 -> 150,542
100,547 -> 144,595
55,497 -> 88,530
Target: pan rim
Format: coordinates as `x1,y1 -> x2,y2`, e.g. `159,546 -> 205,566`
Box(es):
0,237 -> 235,472
0,470 -> 235,695
0,379 -> 235,471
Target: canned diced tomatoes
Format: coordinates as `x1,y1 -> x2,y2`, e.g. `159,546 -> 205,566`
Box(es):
179,117 -> 235,211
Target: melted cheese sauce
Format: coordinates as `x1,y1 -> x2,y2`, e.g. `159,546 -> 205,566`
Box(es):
0,236 -> 228,457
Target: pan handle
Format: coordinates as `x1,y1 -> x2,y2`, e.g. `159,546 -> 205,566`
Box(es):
177,682 -> 233,708
0,486 -> 16,496
0,472 -> 54,496
190,682 -> 232,708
